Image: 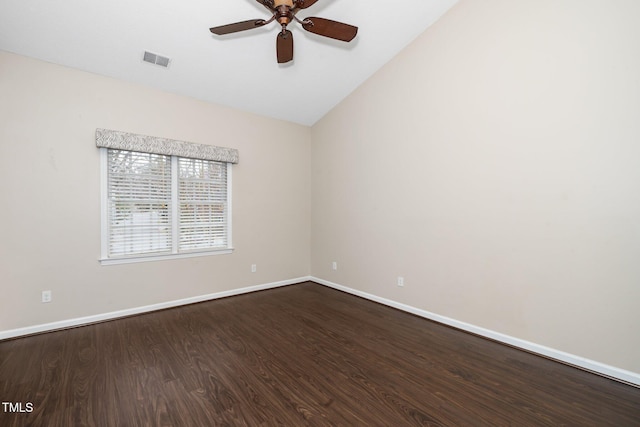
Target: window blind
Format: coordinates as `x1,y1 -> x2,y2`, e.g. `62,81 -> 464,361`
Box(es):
107,150 -> 172,257
102,147 -> 232,263
178,158 -> 228,251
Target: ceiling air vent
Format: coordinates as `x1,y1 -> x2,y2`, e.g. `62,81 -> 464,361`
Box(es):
143,51 -> 170,68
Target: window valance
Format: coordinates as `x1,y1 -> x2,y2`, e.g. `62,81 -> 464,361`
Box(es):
95,128 -> 239,164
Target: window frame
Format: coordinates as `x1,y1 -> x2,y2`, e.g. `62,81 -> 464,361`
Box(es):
99,148 -> 233,265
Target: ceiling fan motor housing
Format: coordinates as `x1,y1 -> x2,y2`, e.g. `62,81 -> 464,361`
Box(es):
274,0 -> 295,26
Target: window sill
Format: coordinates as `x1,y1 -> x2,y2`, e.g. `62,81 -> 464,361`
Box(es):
99,248 -> 234,266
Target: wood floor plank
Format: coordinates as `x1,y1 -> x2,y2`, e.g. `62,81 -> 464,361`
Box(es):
1,282 -> 639,426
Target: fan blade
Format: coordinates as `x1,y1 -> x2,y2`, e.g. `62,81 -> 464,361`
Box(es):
277,30 -> 294,63
302,17 -> 357,42
210,19 -> 266,35
295,0 -> 320,9
256,0 -> 275,11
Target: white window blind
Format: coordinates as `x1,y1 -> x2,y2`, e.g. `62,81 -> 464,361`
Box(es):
107,150 -> 172,257
101,148 -> 232,264
178,158 -> 228,251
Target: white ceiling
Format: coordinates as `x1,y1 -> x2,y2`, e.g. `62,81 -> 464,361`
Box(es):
0,0 -> 457,126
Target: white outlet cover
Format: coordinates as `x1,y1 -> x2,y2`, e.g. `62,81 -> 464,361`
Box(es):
42,290 -> 52,303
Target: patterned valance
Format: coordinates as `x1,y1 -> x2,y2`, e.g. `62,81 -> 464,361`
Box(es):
96,128 -> 239,164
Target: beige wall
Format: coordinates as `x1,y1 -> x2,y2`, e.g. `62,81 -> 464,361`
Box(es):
311,0 -> 640,373
0,51 -> 311,331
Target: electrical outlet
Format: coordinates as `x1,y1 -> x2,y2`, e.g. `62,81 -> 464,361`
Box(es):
251,264 -> 257,273
332,261 -> 338,271
42,290 -> 52,303
397,277 -> 404,287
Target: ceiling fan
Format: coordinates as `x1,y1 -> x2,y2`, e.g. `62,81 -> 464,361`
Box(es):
209,0 -> 358,64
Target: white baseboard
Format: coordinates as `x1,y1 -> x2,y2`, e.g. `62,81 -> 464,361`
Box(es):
3,275 -> 638,387
311,276 -> 640,387
0,276 -> 312,341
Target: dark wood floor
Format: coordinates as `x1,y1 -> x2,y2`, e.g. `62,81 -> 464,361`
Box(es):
1,282 -> 639,426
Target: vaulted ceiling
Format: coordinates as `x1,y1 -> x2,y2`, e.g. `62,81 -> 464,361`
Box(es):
0,0 -> 458,125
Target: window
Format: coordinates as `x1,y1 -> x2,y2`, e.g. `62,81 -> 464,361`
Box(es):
178,157 -> 229,251
100,148 -> 232,264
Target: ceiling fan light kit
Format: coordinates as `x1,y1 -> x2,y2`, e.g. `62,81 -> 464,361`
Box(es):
209,0 -> 357,64
275,0 -> 295,9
